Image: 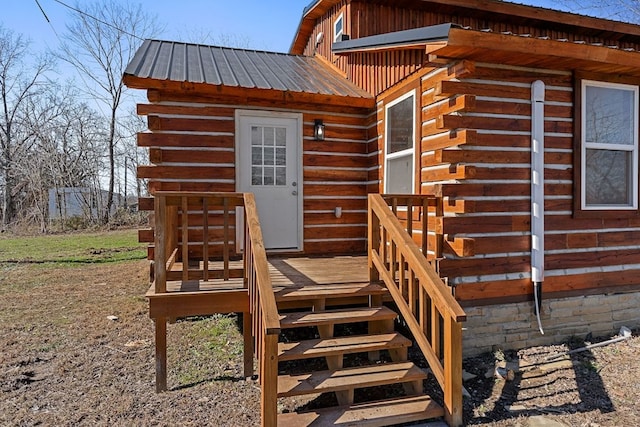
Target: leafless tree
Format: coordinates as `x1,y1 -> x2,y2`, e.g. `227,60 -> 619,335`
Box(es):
18,84 -> 106,230
57,0 -> 160,224
0,25 -> 53,227
118,108 -> 148,205
558,0 -> 640,22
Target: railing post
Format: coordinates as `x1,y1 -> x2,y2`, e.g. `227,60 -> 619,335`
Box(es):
154,195 -> 167,294
368,195 -> 380,282
261,334 -> 278,427
434,196 -> 444,260
444,316 -> 463,427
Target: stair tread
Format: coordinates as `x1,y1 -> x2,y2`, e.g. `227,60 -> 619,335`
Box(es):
275,282 -> 387,302
277,395 -> 445,427
277,361 -> 427,397
279,306 -> 397,329
278,333 -> 411,361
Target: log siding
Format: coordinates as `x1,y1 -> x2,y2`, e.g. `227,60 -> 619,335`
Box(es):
420,61 -> 640,304
137,97 -> 372,257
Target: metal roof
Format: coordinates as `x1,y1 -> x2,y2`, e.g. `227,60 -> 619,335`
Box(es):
332,23 -> 455,53
125,39 -> 372,99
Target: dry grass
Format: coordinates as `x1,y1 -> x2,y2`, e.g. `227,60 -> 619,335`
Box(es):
1,231 -> 639,426
0,233 -> 259,426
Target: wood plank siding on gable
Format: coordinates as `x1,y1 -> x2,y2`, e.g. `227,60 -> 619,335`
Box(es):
297,0 -> 640,96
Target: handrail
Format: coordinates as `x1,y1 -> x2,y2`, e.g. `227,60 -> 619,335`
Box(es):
368,193 -> 466,427
243,193 -> 280,427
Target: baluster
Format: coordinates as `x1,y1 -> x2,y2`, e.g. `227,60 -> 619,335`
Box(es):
223,197 -> 230,280
202,197 -> 209,281
422,196 -> 429,256
181,196 -> 189,282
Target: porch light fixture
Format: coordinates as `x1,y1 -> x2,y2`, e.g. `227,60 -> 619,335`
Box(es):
314,119 -> 325,141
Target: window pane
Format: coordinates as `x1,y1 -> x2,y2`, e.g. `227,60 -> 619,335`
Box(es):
264,127 -> 275,146
264,167 -> 274,185
585,85 -> 634,145
386,154 -> 413,194
276,147 -> 286,166
585,149 -> 632,205
264,147 -> 274,165
387,96 -> 414,154
275,127 -> 286,146
251,126 -> 261,146
251,167 -> 262,185
276,167 -> 286,186
251,147 -> 262,166
334,16 -> 343,39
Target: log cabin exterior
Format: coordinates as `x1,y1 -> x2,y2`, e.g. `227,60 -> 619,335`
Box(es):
124,0 -> 640,424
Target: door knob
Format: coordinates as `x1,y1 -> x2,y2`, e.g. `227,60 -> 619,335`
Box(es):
292,190 -> 298,196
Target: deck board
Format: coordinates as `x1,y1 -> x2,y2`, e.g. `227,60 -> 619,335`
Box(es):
147,255 -> 370,318
160,255 -> 369,294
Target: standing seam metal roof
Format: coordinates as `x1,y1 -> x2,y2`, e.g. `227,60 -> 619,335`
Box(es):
125,39 -> 372,99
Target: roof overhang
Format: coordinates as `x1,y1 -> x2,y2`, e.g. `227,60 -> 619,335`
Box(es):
333,23 -> 453,54
123,74 -> 375,110
430,27 -> 640,77
291,0 -> 341,54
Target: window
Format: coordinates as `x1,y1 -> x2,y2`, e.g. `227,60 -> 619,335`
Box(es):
251,125 -> 287,186
385,91 -> 415,194
333,12 -> 344,42
580,80 -> 638,210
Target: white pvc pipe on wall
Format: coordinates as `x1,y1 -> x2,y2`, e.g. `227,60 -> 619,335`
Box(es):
531,80 -> 545,335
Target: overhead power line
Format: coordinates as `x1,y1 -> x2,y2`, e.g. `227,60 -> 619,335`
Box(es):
38,0 -> 145,41
34,0 -> 51,23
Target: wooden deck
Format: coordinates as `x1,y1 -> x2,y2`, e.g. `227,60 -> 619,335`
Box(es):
146,192 -> 465,425
146,255 -> 369,317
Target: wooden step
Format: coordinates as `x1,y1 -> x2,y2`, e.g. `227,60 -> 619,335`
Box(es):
277,361 -> 427,397
277,395 -> 445,427
274,282 -> 387,302
278,333 -> 411,362
279,306 -> 397,329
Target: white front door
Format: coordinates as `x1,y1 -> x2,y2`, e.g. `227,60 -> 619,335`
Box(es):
237,111 -> 302,250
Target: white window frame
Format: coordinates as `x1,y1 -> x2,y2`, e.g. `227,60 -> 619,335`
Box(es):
333,12 -> 344,42
384,90 -> 416,194
581,79 -> 639,210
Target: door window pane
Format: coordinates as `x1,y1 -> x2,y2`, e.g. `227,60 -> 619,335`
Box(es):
250,125 -> 287,186
276,167 -> 286,186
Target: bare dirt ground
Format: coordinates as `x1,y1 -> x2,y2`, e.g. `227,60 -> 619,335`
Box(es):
1,258 -> 639,426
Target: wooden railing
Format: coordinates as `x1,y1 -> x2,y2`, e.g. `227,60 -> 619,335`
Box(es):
152,192 -> 280,425
368,194 -> 466,427
243,193 -> 280,427
153,192 -> 245,292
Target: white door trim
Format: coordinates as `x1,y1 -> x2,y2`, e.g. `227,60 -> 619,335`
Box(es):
235,109 -> 304,252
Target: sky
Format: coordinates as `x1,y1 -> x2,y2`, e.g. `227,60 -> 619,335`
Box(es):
4,0 -> 310,55
4,0 -> 577,58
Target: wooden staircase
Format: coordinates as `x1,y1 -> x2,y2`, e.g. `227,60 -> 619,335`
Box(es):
274,282 -> 445,426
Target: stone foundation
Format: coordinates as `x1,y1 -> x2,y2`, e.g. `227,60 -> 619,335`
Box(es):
462,291 -> 640,356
